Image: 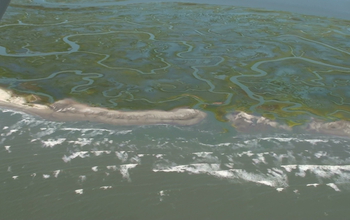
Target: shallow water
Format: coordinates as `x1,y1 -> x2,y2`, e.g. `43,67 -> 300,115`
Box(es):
1,0 -> 350,219
1,108 -> 350,219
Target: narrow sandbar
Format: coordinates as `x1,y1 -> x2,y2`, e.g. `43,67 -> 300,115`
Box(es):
306,119 -> 350,138
0,87 -> 206,126
226,111 -> 350,138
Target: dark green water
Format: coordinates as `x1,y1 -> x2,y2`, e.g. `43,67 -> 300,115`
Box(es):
1,0 -> 350,219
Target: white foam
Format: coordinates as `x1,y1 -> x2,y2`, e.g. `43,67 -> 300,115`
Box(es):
253,153 -> 267,164
159,190 -> 166,196
91,150 -> 111,156
231,169 -> 288,188
307,183 -> 319,187
41,138 -> 66,148
31,173 -> 36,178
62,151 -> 89,162
300,165 -> 350,178
281,165 -> 297,172
314,151 -> 327,158
35,128 -> 57,138
75,189 -> 83,195
211,170 -> 235,178
43,174 -> 50,179
193,152 -> 213,157
198,142 -> 231,147
154,163 -> 288,188
130,156 -> 141,164
79,175 -> 86,182
107,165 -> 118,171
53,170 -> 60,178
159,190 -> 169,202
259,137 -> 329,145
225,163 -> 235,168
3,126 -> 8,130
6,129 -> 18,136
153,163 -> 221,174
68,138 -> 93,147
119,164 -> 138,182
193,152 -> 219,163
154,154 -> 164,159
276,188 -> 284,192
116,151 -> 128,163
62,128 -> 112,132
117,130 -> 132,135
237,151 -> 254,157
261,137 -> 294,142
4,145 -> 11,153
100,186 -> 112,190
91,166 -> 98,172
282,165 -> 350,185
326,183 -> 341,192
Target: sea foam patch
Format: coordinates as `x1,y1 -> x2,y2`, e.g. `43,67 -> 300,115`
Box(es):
4,145 -> 11,153
153,163 -> 288,188
120,164 -> 138,182
62,151 -> 89,162
326,183 -> 341,192
75,189 -> 83,195
41,138 -> 66,148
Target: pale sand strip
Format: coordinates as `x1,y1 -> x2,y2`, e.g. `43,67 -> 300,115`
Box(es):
226,111 -> 350,138
0,88 -> 206,126
306,119 -> 350,138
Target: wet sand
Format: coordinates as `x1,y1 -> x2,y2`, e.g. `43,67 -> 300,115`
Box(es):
0,88 -> 206,126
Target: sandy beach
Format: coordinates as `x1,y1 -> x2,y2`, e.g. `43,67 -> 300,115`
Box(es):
0,88 -> 206,126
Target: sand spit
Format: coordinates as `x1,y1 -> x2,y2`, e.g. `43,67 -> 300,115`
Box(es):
227,111 -> 350,138
306,119 -> 350,138
0,88 -> 206,126
226,111 -> 292,133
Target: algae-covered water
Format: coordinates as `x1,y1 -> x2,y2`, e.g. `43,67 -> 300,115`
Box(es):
1,0 -> 350,219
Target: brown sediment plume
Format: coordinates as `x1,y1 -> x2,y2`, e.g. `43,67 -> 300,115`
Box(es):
0,88 -> 206,126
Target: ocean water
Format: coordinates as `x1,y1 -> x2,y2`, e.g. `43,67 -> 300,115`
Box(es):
1,108 -> 350,219
1,0 -> 350,219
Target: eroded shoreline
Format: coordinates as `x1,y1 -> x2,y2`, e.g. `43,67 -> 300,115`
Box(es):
0,88 -> 207,126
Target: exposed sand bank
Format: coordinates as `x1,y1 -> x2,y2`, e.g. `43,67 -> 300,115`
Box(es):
0,88 -> 206,126
306,119 -> 350,138
226,111 -> 350,138
226,111 -> 292,133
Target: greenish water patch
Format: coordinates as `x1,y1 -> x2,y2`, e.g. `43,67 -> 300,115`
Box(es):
1,2 -> 350,124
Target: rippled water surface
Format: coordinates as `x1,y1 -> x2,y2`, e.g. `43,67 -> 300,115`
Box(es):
1,0 -> 350,219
